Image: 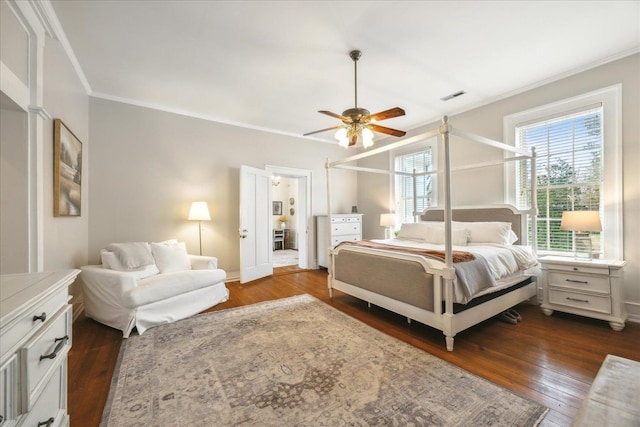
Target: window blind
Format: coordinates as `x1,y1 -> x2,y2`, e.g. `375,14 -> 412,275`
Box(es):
516,106 -> 603,253
394,148 -> 434,224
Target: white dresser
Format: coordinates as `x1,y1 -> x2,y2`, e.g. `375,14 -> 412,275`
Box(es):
0,270 -> 79,427
539,256 -> 626,331
316,214 -> 363,268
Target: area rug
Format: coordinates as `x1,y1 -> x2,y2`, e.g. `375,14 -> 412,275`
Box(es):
101,294 -> 548,426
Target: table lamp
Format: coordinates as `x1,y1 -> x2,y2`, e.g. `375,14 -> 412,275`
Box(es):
560,211 -> 601,259
380,213 -> 395,240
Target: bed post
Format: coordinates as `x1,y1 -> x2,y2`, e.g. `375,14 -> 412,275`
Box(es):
530,147 -> 538,257
440,116 -> 456,351
326,158 -> 334,297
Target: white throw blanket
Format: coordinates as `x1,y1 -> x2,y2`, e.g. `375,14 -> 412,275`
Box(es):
105,242 -> 155,270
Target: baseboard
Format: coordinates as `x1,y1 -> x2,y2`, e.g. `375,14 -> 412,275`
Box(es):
72,299 -> 84,322
625,301 -> 640,324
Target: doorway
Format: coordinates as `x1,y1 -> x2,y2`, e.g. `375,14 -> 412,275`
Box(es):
266,165 -> 311,271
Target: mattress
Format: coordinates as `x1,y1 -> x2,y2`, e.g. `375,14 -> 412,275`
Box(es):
333,238 -> 538,305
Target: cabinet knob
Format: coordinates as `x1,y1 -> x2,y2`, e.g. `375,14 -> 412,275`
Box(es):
573,267 -> 578,271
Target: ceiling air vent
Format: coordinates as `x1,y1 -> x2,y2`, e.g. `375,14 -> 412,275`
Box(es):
440,90 -> 466,101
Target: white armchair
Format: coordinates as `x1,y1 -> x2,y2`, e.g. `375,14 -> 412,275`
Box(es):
80,242 -> 228,337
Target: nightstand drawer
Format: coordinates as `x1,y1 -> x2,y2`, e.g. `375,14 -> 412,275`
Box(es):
548,272 -> 610,294
544,263 -> 608,276
549,289 -> 611,314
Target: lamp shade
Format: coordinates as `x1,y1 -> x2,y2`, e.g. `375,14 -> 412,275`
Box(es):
188,201 -> 211,221
560,211 -> 601,232
380,213 -> 395,227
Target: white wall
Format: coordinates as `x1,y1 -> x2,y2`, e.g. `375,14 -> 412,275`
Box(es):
88,98 -> 357,272
0,0 -> 89,311
43,39 -> 90,277
358,53 -> 640,320
0,105 -> 28,273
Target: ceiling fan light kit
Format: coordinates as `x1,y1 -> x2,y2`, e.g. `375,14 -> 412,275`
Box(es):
305,49 -> 406,148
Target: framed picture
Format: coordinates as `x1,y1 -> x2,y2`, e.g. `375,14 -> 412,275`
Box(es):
273,201 -> 282,216
54,119 -> 82,216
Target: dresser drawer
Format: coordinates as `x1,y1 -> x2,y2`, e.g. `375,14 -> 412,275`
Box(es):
0,288 -> 68,357
548,272 -> 610,294
332,222 -> 361,236
0,353 -> 19,426
18,362 -> 67,427
331,216 -> 360,224
549,289 -> 611,314
21,305 -> 72,410
331,235 -> 360,246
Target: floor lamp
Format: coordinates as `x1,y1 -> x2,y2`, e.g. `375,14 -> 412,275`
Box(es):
189,201 -> 211,255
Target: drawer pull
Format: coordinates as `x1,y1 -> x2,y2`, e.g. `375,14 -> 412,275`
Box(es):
33,312 -> 47,323
566,297 -> 589,303
40,335 -> 69,361
565,279 -> 588,284
38,417 -> 54,427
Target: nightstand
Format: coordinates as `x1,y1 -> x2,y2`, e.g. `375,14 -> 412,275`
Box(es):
539,256 -> 627,330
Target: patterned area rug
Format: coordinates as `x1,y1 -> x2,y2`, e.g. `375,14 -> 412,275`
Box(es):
101,295 -> 548,426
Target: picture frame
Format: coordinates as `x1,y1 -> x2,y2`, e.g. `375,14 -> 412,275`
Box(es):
273,201 -> 282,216
54,119 -> 82,216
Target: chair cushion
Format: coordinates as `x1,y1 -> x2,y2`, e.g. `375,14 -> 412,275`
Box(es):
126,269 -> 227,307
150,241 -> 191,273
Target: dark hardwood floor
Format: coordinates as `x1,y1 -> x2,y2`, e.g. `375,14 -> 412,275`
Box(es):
69,268 -> 640,426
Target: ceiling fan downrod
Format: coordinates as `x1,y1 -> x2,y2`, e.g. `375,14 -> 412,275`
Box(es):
350,50 -> 361,108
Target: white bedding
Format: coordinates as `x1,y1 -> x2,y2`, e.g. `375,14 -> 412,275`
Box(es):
371,238 -> 538,302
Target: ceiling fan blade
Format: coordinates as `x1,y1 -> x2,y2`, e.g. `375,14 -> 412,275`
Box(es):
303,125 -> 342,136
369,124 -> 407,137
368,107 -> 405,122
319,110 -> 347,121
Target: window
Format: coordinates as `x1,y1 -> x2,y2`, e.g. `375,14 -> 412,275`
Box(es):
516,107 -> 602,254
393,147 -> 435,224
505,85 -> 622,259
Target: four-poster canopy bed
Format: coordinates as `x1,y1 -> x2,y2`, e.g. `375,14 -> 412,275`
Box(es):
324,116 -> 539,351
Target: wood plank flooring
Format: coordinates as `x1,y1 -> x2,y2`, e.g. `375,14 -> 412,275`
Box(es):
68,268 -> 640,426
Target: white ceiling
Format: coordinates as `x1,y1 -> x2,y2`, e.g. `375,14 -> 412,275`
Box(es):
50,1 -> 640,143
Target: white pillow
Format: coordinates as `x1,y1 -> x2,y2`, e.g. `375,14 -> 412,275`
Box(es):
150,241 -> 191,273
397,223 -> 428,241
424,226 -> 469,246
100,250 -> 160,278
453,221 -> 515,245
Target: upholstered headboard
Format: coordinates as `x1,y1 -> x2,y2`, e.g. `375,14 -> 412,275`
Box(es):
420,205 -> 527,244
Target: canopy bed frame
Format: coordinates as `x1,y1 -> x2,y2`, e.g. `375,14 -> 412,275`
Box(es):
325,116 -> 538,351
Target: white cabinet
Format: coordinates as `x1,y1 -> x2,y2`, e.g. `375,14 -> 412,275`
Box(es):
317,214 -> 363,268
539,256 -> 626,330
0,270 -> 79,427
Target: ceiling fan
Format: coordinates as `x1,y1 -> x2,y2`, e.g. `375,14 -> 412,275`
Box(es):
304,49 -> 406,148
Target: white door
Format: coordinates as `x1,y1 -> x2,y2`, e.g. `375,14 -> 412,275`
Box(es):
239,165 -> 273,283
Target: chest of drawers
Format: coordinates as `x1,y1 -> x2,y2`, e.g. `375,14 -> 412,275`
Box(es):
316,214 -> 363,268
539,256 -> 626,330
0,270 -> 79,427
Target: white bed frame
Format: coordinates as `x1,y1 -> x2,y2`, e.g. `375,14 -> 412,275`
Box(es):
325,116 -> 538,351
